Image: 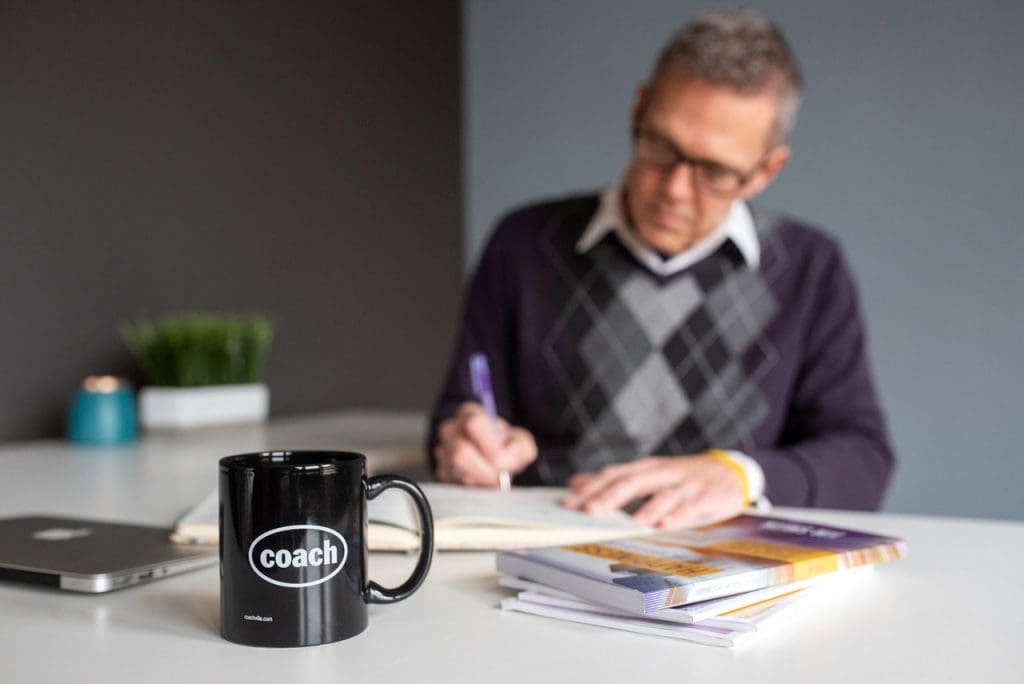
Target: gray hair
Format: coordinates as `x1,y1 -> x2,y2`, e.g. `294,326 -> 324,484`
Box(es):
653,10 -> 803,143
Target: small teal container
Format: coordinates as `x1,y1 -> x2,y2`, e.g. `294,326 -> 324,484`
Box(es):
67,376 -> 138,444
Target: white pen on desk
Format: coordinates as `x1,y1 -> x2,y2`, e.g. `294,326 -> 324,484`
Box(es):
469,352 -> 511,492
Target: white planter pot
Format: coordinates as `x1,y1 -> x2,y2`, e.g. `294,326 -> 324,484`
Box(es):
139,383 -> 269,431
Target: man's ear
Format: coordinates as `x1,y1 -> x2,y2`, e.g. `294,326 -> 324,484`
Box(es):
741,144 -> 791,199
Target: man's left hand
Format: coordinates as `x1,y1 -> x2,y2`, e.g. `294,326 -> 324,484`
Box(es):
563,455 -> 746,528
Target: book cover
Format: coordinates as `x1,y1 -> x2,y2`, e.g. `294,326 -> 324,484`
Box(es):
497,569 -> 865,626
496,514 -> 907,614
499,587 -> 810,647
500,597 -> 751,647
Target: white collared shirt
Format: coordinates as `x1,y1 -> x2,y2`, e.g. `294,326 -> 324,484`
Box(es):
575,177 -> 760,276
574,176 -> 768,506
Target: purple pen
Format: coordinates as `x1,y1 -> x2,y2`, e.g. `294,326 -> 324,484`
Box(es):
468,353 -> 511,491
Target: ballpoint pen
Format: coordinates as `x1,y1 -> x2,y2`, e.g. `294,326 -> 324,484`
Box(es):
468,352 -> 511,492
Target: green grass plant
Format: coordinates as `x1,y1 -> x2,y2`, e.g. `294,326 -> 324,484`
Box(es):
121,313 -> 274,387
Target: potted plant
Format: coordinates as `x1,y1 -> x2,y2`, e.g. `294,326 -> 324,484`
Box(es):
121,312 -> 275,430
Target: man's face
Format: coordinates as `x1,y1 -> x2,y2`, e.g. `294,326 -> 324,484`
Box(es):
624,68 -> 790,255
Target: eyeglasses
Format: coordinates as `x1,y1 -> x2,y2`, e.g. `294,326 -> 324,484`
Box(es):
632,127 -> 763,197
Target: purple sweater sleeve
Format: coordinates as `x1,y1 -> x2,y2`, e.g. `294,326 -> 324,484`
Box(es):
749,244 -> 894,510
427,221 -> 517,469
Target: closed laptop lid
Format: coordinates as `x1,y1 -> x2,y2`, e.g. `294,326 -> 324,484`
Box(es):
0,515 -> 217,593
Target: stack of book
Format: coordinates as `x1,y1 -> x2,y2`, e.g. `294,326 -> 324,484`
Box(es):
496,514 -> 908,647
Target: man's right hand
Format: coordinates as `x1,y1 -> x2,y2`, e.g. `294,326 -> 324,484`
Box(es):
433,402 -> 538,487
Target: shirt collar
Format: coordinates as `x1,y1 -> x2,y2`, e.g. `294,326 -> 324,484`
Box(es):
575,176 -> 760,277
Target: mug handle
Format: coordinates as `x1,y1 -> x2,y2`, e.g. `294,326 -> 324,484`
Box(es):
364,475 -> 434,604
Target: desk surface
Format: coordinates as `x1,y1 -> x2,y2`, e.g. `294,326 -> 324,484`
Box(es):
1,412 -> 1022,683
0,410 -> 429,526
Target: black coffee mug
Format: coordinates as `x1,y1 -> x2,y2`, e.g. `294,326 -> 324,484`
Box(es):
219,450 -> 433,648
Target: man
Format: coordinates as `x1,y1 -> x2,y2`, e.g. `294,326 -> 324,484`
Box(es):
429,10 -> 893,527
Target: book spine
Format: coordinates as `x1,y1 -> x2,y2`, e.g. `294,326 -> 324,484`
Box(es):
644,568 -> 774,612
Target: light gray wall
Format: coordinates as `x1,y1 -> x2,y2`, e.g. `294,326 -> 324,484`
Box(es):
0,1 -> 462,440
464,1 -> 1024,520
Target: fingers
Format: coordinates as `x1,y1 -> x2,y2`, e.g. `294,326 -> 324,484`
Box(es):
498,426 -> 538,472
630,481 -> 699,526
433,432 -> 500,486
645,458 -> 746,528
567,472 -> 593,491
457,403 -> 505,459
435,404 -> 495,486
652,485 -> 744,529
566,458 -> 658,500
632,481 -> 728,527
434,403 -> 538,487
563,458 -> 664,513
564,455 -> 747,527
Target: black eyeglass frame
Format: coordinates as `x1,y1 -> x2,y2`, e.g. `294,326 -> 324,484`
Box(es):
631,126 -> 768,197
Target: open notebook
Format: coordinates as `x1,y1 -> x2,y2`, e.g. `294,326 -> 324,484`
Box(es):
172,484 -> 652,551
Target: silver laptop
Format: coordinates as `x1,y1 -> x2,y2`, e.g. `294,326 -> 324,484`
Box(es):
0,515 -> 217,593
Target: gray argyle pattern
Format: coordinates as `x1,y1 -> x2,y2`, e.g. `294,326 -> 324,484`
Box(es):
542,236 -> 779,474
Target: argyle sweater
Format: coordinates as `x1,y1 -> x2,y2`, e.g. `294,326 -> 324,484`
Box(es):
429,195 -> 894,510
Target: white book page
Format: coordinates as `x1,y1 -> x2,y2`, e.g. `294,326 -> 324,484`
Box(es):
420,483 -> 647,531
371,483 -> 650,533
500,597 -> 749,648
174,483 -> 651,548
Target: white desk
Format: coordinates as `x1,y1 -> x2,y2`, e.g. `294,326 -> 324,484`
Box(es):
1,412 -> 1022,683
0,410 -> 429,526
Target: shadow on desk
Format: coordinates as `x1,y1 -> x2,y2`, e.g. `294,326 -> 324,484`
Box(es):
109,583 -> 220,641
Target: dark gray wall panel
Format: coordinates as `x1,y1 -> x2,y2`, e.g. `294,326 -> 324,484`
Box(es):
0,1 -> 462,439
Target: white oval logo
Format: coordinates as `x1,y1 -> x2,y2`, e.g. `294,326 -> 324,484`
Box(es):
248,525 -> 349,589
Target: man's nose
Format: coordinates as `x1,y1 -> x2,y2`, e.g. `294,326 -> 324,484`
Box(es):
661,160 -> 697,200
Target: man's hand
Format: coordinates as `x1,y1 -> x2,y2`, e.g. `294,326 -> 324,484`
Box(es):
433,402 -> 538,487
563,455 -> 746,528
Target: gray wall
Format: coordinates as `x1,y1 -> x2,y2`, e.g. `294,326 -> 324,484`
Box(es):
464,1 -> 1024,520
0,1 -> 462,440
